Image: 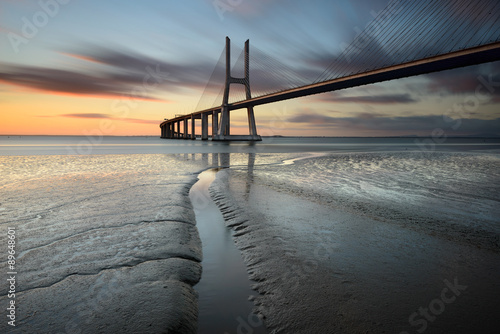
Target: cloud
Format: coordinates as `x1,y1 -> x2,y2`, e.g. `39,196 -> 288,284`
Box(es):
319,93 -> 417,104
60,113 -> 159,125
61,113 -> 111,119
65,45 -> 218,90
211,0 -> 273,17
287,112 -> 500,135
420,61 -> 500,105
426,65 -> 485,95
124,118 -> 160,125
302,30 -> 408,82
0,41 -> 324,107
288,113 -> 338,124
0,43 -> 223,101
38,113 -> 160,125
0,65 -> 167,101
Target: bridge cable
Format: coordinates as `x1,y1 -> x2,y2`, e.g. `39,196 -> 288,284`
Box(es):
314,0 -> 500,86
195,45 -> 227,112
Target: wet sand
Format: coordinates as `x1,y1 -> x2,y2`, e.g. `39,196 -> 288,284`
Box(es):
0,155 -> 203,333
210,153 -> 500,333
1,148 -> 499,333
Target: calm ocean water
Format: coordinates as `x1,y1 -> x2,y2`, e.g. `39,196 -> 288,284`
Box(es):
1,135 -> 500,155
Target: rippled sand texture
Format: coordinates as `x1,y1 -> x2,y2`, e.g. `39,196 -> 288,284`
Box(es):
0,155 -> 202,334
210,151 -> 500,333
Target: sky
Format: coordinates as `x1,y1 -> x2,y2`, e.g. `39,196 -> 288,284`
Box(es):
0,0 -> 499,137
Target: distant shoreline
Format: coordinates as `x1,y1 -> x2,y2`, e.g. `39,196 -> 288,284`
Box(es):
2,135 -> 500,139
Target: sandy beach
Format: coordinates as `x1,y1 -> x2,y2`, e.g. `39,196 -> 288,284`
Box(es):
0,154 -> 204,333
1,140 -> 499,333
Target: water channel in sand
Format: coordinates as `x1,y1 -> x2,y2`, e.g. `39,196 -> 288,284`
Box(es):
190,169 -> 267,334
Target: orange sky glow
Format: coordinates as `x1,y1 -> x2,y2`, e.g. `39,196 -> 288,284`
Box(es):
1,1 -> 499,137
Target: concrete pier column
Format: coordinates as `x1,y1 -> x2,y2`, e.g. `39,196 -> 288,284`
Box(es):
212,111 -> 219,138
191,115 -> 196,140
244,39 -> 258,137
183,118 -> 188,139
216,36 -> 232,139
218,106 -> 230,137
201,113 -> 208,140
247,107 -> 257,136
176,121 -> 181,139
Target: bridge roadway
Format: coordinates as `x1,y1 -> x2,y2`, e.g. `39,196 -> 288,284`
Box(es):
160,42 -> 500,140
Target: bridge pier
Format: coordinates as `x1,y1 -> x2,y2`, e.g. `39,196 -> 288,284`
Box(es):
213,37 -> 261,141
247,106 -> 257,137
160,37 -> 261,141
191,115 -> 196,140
212,111 -> 219,138
183,119 -> 188,139
202,113 -> 208,140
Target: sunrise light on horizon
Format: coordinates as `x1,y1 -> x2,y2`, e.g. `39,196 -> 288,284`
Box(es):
1,0 -> 499,137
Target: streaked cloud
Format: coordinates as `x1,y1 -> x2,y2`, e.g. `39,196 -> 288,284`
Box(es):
0,65 -> 167,101
288,113 -> 338,124
0,43 -> 225,101
36,113 -> 159,125
120,118 -> 161,125
419,61 -> 500,101
61,113 -> 110,119
319,93 -> 417,104
288,112 -> 500,136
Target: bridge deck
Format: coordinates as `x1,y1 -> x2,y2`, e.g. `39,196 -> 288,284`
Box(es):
160,42 -> 500,128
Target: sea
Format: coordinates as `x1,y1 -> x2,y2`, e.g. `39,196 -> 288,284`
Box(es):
1,135 -> 500,156
1,135 -> 499,333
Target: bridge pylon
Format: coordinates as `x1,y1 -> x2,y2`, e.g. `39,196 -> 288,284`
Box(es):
213,37 -> 261,141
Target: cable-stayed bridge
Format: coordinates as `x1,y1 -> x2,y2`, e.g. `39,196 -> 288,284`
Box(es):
160,0 -> 500,141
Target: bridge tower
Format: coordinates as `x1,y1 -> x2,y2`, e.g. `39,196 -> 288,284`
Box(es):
213,37 -> 261,141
